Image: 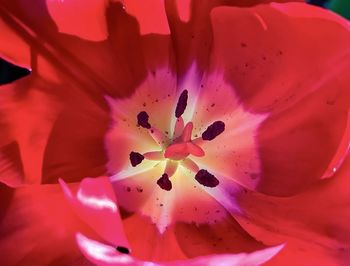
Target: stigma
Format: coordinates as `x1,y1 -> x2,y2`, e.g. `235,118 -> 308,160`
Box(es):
129,89 -> 225,191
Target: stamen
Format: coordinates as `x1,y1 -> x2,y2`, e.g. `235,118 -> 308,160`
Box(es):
129,151 -> 144,167
157,173 -> 172,191
173,117 -> 184,139
148,127 -> 169,148
195,169 -> 219,188
143,151 -> 164,161
137,111 -> 151,129
202,121 -> 225,141
116,246 -> 130,254
175,90 -> 188,118
192,137 -> 204,147
164,160 -> 178,177
181,158 -> 199,173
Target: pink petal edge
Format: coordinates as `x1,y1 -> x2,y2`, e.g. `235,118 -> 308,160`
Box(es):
59,177 -> 129,249
76,232 -> 284,266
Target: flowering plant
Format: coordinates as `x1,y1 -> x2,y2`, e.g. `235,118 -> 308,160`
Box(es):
0,0 -> 349,265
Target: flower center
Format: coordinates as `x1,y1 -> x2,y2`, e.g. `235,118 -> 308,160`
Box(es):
129,90 -> 225,191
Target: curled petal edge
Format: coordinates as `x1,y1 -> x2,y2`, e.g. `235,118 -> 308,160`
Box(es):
59,177 -> 129,249
76,232 -> 284,266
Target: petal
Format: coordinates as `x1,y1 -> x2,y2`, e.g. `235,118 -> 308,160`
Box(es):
209,3 -> 350,195
0,141 -> 24,187
257,92 -> 349,195
123,0 -> 170,34
235,154 -> 350,265
1,1 -> 173,96
0,76 -> 62,185
165,0 -> 303,80
121,214 -> 188,261
112,165 -> 269,261
59,176 -> 129,249
47,0 -> 109,41
0,182 -> 91,265
191,72 -> 267,190
165,244 -> 284,266
1,1 -> 176,185
42,95 -> 109,183
76,233 -> 140,266
76,232 -> 283,266
0,14 -> 31,68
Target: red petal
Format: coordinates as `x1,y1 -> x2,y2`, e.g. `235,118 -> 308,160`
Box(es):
0,182 -> 91,265
167,244 -> 283,266
1,1 -> 173,97
209,3 -> 350,195
122,214 -> 187,261
0,142 -> 24,187
42,96 -> 109,183
174,215 -> 266,258
165,0 -> 303,79
0,77 -> 62,185
124,0 -> 170,34
59,177 -> 129,248
47,0 -> 109,41
235,154 -> 350,265
0,15 -> 31,68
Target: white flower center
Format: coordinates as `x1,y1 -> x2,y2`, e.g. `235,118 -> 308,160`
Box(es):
129,90 -> 225,190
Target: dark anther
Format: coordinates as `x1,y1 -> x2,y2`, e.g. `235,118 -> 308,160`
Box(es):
157,173 -> 172,191
137,111 -> 151,129
195,169 -> 219,188
129,151 -> 144,167
175,89 -> 188,118
202,121 -> 225,141
116,246 -> 130,254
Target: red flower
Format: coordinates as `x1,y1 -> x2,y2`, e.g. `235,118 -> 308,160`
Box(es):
0,1 -> 349,265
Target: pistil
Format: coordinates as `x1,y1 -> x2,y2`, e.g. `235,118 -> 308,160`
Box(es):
130,89 -> 225,191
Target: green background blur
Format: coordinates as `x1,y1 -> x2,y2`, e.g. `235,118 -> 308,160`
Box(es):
309,0 -> 350,19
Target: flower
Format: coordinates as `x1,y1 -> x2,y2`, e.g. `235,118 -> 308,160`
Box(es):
0,0 -> 350,265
